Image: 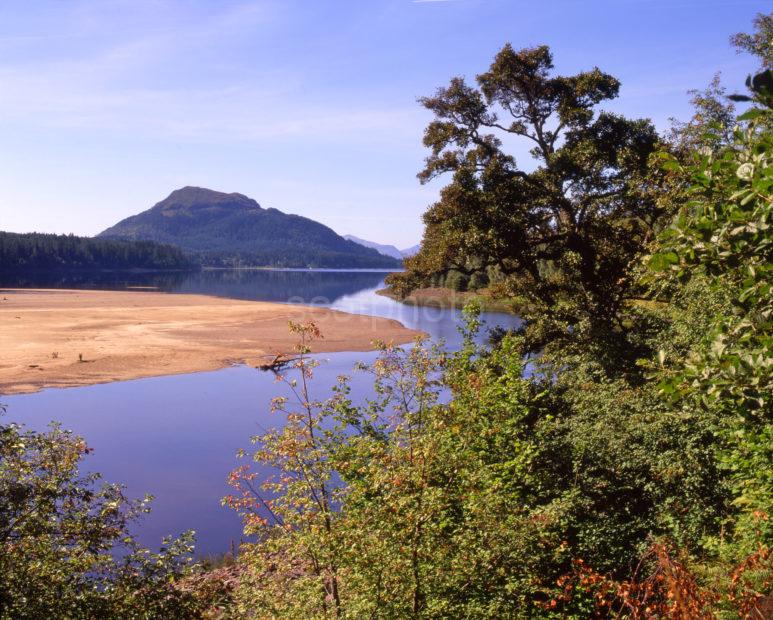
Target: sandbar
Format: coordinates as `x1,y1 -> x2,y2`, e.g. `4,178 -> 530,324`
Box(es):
0,288 -> 421,395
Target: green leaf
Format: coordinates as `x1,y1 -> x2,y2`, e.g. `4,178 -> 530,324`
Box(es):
737,108 -> 764,121
648,252 -> 679,271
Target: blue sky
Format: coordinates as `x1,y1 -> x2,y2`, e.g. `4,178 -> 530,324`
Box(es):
0,1 -> 763,248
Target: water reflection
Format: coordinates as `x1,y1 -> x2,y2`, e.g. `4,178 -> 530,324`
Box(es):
0,269 -> 192,291
0,268 -> 389,306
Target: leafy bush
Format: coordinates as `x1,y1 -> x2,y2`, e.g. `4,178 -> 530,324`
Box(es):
444,269 -> 469,292
0,415 -> 205,619
468,270 -> 489,290
647,74 -> 772,554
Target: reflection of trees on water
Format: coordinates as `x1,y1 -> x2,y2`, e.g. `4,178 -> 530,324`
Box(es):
0,269 -> 390,305
174,269 -> 388,304
0,270 -> 190,291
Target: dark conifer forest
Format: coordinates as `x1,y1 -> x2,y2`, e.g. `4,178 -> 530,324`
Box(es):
0,231 -> 196,272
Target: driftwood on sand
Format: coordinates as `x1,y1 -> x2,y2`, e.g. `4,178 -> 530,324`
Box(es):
254,354 -> 301,372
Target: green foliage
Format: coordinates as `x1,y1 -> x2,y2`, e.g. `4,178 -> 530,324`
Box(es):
226,308 -> 735,617
647,84 -> 772,552
0,416 -> 205,619
228,320 -> 562,617
468,270 -> 489,290
667,74 -> 736,153
730,12 -> 773,70
443,269 -> 469,292
224,321 -> 348,618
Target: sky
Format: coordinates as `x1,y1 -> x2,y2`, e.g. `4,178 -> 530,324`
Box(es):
0,1 -> 764,249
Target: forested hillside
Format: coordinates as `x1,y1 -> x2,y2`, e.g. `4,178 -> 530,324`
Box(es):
0,231 -> 196,272
99,187 -> 402,269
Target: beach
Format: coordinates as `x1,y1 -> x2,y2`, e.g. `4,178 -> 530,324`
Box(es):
0,288 -> 420,394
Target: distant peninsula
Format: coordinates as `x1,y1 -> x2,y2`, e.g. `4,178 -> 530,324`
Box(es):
99,187 -> 403,269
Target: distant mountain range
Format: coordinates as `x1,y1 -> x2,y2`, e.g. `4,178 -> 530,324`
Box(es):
345,235 -> 420,260
99,187 -> 402,269
343,235 -> 403,260
400,244 -> 420,258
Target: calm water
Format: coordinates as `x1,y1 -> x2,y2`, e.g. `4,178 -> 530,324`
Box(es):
2,270 -> 520,556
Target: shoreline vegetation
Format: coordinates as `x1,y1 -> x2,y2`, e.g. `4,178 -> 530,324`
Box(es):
0,288 -> 420,395
376,285 -> 519,314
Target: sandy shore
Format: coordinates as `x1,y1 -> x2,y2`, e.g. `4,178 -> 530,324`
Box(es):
0,288 -> 421,395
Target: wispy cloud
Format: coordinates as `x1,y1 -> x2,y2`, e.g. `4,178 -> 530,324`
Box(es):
0,66 -> 424,143
0,1 -> 427,144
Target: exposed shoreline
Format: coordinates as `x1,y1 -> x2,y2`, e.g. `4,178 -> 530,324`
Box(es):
0,288 -> 421,395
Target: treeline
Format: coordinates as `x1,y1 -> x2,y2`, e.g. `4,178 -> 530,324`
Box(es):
0,230 -> 397,274
199,248 -> 400,269
0,231 -> 197,272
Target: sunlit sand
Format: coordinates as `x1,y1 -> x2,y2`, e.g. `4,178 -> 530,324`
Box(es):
0,288 -> 420,395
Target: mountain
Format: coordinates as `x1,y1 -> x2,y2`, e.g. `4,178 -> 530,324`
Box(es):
98,187 -> 402,269
343,235 -> 403,260
400,244 -> 421,258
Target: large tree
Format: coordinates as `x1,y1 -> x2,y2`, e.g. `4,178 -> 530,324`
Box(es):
388,44 -> 661,338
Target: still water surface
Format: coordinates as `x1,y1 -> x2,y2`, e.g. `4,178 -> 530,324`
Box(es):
3,270 -> 520,555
